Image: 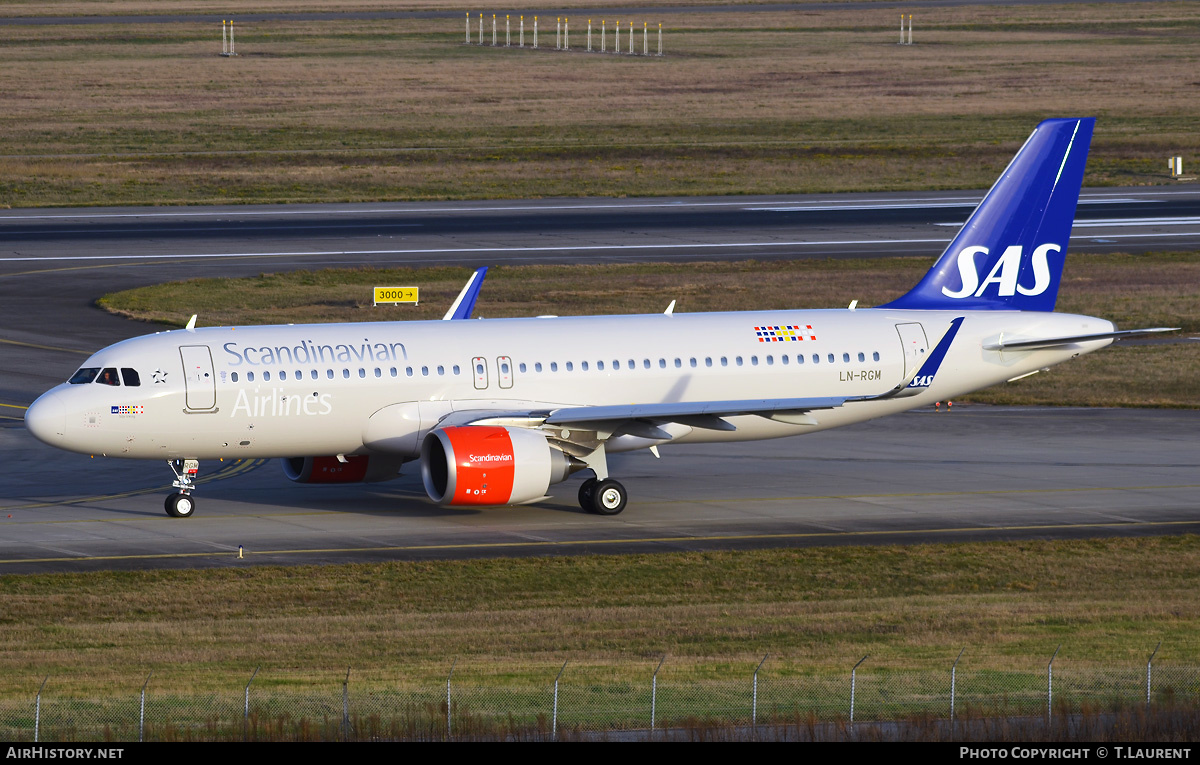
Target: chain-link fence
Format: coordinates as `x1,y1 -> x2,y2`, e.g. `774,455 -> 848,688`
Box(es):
2,652 -> 1198,741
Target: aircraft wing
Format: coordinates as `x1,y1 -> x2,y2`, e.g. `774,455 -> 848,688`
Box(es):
984,327 -> 1179,351
543,397 -> 851,430
436,395 -> 859,442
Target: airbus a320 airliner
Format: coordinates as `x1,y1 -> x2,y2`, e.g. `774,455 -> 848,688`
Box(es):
25,118 -> 1175,517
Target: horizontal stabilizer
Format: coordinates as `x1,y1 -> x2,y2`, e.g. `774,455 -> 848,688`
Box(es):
984,327 -> 1179,351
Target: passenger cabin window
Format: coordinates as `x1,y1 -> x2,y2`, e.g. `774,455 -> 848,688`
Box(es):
121,368 -> 141,386
69,368 -> 100,385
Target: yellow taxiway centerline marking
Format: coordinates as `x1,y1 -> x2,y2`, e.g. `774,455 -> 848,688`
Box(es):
3,518 -> 1200,566
0,338 -> 89,354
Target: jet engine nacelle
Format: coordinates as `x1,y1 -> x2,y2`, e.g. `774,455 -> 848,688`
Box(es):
421,426 -> 574,506
282,454 -> 405,484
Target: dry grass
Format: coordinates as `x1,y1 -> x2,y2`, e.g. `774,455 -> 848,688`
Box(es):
99,253 -> 1200,408
0,3 -> 1197,205
3,537 -> 1200,695
0,0 -> 887,16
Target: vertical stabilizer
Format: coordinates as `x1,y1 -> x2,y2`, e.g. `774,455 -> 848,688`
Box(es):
881,118 -> 1094,311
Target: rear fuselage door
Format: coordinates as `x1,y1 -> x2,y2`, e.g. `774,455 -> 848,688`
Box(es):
179,345 -> 217,410
895,323 -> 929,379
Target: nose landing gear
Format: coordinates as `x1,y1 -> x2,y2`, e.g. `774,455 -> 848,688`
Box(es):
165,459 -> 199,518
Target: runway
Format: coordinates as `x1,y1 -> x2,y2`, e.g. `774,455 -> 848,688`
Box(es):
1,187 -> 1198,572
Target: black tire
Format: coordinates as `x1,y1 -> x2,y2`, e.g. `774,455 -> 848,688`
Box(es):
578,478 -> 598,512
590,479 -> 627,516
165,492 -> 196,518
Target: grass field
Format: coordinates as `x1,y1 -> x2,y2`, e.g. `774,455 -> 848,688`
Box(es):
100,252 -> 1200,408
0,2 -> 1197,206
3,537 -> 1200,697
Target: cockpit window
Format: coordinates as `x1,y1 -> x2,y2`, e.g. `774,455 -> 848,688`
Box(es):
97,368 -> 120,386
68,367 -> 100,385
121,368 -> 141,387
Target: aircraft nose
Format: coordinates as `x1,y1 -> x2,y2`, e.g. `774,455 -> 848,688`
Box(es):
25,390 -> 67,446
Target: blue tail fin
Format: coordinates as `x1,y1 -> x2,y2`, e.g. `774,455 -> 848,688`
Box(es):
881,118 -> 1094,312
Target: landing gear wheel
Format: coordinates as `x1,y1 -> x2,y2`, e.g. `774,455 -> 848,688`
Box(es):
578,478 -> 598,512
590,479 -> 627,516
165,492 -> 196,518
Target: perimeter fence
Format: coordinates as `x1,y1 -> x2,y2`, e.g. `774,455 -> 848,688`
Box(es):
3,649 -> 1199,741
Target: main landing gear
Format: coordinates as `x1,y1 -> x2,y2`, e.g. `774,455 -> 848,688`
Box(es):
578,476 -> 628,516
165,458 -> 199,518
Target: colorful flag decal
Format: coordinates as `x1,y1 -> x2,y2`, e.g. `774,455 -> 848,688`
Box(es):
753,325 -> 816,342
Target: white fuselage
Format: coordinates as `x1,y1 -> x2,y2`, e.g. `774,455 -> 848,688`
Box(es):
27,307 -> 1113,461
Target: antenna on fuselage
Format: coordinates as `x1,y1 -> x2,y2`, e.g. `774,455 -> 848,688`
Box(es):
185,314 -> 197,331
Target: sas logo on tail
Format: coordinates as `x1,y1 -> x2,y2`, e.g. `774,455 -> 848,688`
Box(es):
942,243 -> 1059,299
907,375 -> 935,389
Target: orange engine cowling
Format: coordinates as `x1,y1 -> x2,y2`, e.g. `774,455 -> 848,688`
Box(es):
420,426 -> 574,506
282,454 -> 404,484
